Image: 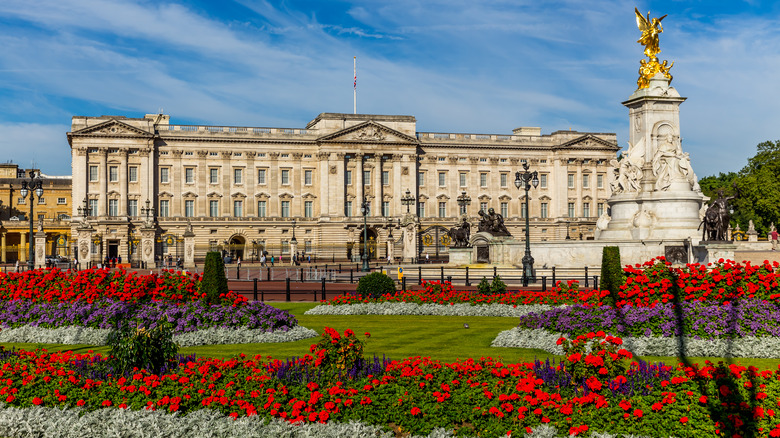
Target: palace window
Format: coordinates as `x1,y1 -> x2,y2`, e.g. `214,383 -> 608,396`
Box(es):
185,168 -> 194,183
382,171 -> 389,185
417,171 -> 425,187
480,202 -> 487,212
500,173 -> 507,188
480,173 -> 487,188
345,201 -> 352,217
363,170 -> 371,186
233,200 -> 243,217
597,202 -> 604,217
160,168 -> 169,184
567,174 -> 574,188
597,174 -> 604,189
583,202 -> 591,218
418,202 -> 425,218
502,202 -> 509,218
438,172 -> 446,187
304,201 -> 313,218
281,169 -> 290,185
128,200 -> 137,217
281,200 -> 290,218
257,200 -> 266,217
583,174 -> 590,188
382,201 -> 389,217
109,166 -> 118,182
234,168 -> 243,184
88,199 -> 98,216
129,166 -> 138,182
540,174 -> 548,189
304,170 -> 313,185
541,202 -> 548,219
185,200 -> 194,217
568,202 -> 575,218
209,168 -> 218,184
209,200 -> 219,217
108,199 -> 118,217
159,200 -> 169,217
89,166 -> 98,182
57,197 -> 66,205
257,169 -> 266,184
438,202 -> 446,218
459,172 -> 467,187
345,170 -> 352,185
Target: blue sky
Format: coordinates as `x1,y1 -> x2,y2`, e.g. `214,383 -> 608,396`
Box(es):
0,0 -> 778,177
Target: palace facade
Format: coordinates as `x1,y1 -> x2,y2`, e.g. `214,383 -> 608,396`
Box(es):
68,112 -> 618,265
0,163 -> 73,263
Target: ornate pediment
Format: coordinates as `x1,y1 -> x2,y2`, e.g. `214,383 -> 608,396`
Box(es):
318,121 -> 419,145
555,134 -> 619,151
70,119 -> 154,138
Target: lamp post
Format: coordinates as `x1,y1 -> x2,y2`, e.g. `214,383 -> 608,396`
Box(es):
565,221 -> 572,240
514,162 -> 539,286
19,170 -> 44,271
360,197 -> 370,272
401,189 -> 415,214
140,199 -> 155,224
290,219 -> 297,263
251,240 -> 258,262
77,197 -> 92,219
456,191 -> 471,217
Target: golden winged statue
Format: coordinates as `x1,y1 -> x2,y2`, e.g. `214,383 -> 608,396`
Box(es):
635,8 -> 673,89
635,7 -> 666,59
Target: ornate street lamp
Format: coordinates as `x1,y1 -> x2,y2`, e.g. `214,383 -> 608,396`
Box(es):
19,170 -> 44,271
140,199 -> 155,224
77,197 -> 92,218
360,197 -> 370,272
514,162 -> 539,286
401,189 -> 415,214
456,191 -> 471,216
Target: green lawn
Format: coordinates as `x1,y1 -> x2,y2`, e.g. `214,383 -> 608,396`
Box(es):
4,301 -> 780,370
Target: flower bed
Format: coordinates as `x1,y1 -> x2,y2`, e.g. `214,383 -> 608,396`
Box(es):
618,258 -> 780,307
0,267 -> 246,305
517,298 -> 780,339
1,330 -> 779,438
305,301 -> 556,317
324,279 -> 601,307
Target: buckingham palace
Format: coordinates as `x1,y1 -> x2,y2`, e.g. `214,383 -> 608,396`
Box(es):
68,112 -> 619,266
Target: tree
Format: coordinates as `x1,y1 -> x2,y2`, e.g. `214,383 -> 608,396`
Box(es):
699,140 -> 780,236
200,251 -> 229,305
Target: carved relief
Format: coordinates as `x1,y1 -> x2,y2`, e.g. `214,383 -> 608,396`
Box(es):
75,147 -> 88,156
330,165 -> 337,174
292,153 -> 303,159
221,151 -> 233,159
197,150 -> 209,158
245,151 -> 257,159
138,148 -> 151,157
355,126 -> 385,141
172,150 -> 184,158
79,242 -> 89,260
187,245 -> 193,258
268,152 -> 280,160
144,241 -> 153,257
401,167 -> 409,176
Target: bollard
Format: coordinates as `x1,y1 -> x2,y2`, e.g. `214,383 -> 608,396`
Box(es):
300,267 -> 304,282
493,266 -> 497,279
440,266 -> 444,284
418,266 -> 422,285
402,276 -> 407,292
584,267 -> 589,287
552,266 -> 556,286
542,276 -> 547,292
465,266 -> 470,286
267,267 -> 271,282
339,264 -> 342,273
350,269 -> 354,284
253,278 -> 258,302
236,266 -> 239,280
286,278 -> 291,302
593,275 -> 599,290
321,277 -> 326,301
523,270 -> 528,288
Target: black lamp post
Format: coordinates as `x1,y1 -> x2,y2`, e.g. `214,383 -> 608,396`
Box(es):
457,190 -> 471,216
514,162 -> 539,286
401,189 -> 415,214
565,221 -> 572,240
77,197 -> 92,219
19,170 -> 44,271
140,199 -> 155,224
360,197 -> 370,272
290,219 -> 297,262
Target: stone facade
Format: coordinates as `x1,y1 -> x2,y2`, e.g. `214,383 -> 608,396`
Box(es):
67,112 -> 618,265
0,164 -> 73,264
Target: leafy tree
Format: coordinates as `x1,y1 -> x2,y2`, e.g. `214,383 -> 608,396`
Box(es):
200,251 -> 228,305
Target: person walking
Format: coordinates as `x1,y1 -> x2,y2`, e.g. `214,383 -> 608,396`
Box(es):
237,257 -> 242,269
426,253 -> 429,264
772,228 -> 778,251
260,254 -> 266,267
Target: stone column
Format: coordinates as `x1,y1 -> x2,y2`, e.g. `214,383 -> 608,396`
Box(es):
119,150 -> 128,216
221,151 -> 232,216
391,154 -> 402,217
268,152 -> 279,216
172,150 -> 183,216
197,150 -> 209,216
98,149 -> 108,216
289,239 -> 298,266
183,223 -> 195,269
19,232 -> 27,263
373,155 -> 382,217
355,153 -> 364,205
246,152 -> 257,216
34,230 -> 46,269
386,235 -> 394,262
0,231 -> 6,263
334,153 -> 346,217
140,226 -> 157,268
318,152 -> 330,217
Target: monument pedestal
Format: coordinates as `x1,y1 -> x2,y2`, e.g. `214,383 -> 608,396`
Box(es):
140,226 -> 157,269
34,230 -> 46,269
448,247 -> 473,265
695,242 -> 736,265
183,223 -> 195,269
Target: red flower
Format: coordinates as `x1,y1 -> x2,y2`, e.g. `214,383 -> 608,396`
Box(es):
699,395 -> 708,403
32,397 -> 42,405
633,409 -> 643,418
680,416 -> 688,424
411,407 -> 421,416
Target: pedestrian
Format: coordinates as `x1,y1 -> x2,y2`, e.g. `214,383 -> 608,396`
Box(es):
426,253 -> 429,264
270,255 -> 274,266
237,257 -> 242,269
772,228 -> 778,251
307,254 -> 311,264
260,254 -> 266,267
387,254 -> 392,264
118,255 -> 122,265
14,260 -> 19,272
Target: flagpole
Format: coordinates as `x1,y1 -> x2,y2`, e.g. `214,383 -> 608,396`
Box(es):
353,56 -> 357,114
